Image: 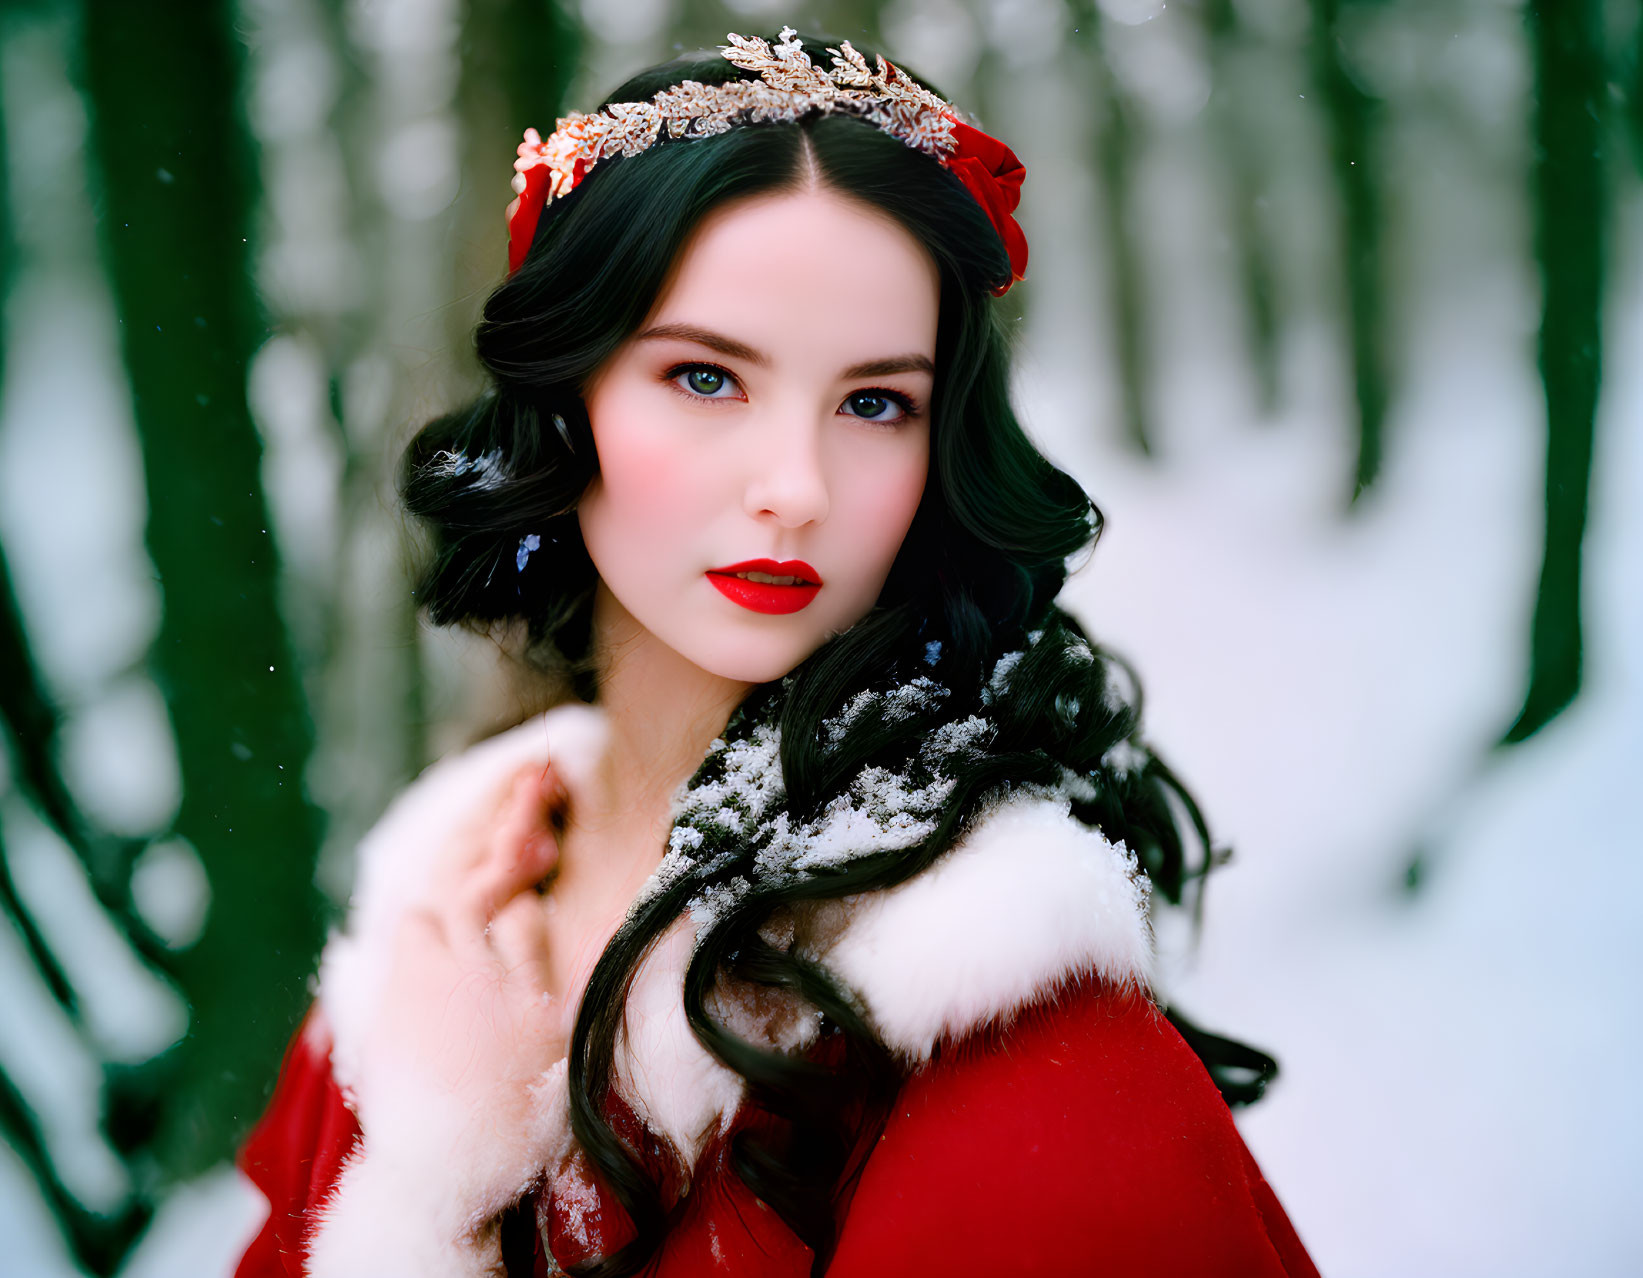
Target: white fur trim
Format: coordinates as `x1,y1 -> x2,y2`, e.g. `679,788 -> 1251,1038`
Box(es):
307,707 -> 1153,1272
613,916 -> 746,1167
815,792 -> 1154,1062
304,1049 -> 572,1278
305,1138 -> 509,1278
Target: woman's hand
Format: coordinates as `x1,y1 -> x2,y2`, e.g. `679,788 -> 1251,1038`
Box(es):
351,761 -> 573,1155
305,761 -> 582,1277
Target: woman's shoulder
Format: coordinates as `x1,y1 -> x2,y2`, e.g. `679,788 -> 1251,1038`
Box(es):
800,788 -> 1156,1062
827,974 -> 1322,1278
612,788 -> 1166,1225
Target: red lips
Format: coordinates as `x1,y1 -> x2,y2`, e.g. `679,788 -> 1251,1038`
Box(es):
706,558 -> 823,615
709,558 -> 821,583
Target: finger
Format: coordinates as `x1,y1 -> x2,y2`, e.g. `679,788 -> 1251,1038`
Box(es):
437,759 -> 566,943
424,762 -> 549,906
472,822 -> 560,919
455,812 -> 561,940
395,907 -> 450,955
477,894 -> 567,1059
534,762 -> 572,831
486,893 -> 554,992
486,771 -> 558,870
388,908 -> 459,989
496,763 -> 570,849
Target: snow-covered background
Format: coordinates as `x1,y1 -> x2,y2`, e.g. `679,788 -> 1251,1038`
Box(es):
1,0 -> 1639,1274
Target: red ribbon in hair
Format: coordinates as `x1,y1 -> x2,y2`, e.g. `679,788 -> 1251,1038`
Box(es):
940,115 -> 1029,296
506,163 -> 550,276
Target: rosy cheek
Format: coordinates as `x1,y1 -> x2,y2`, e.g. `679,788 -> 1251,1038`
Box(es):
604,445 -> 681,510
857,459 -> 927,552
592,401 -> 694,513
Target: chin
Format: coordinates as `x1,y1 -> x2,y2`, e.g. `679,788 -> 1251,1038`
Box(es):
684,637 -> 814,686
672,610 -> 864,685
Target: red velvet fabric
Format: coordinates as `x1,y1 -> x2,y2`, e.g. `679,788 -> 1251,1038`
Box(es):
235,979 -> 1319,1277
825,976 -> 1319,1277
233,1010 -> 361,1278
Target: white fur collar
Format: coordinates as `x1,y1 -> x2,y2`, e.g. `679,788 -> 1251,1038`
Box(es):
302,702 -> 1152,1277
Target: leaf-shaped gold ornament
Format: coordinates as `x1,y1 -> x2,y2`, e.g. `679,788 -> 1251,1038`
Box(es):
516,24 -> 961,218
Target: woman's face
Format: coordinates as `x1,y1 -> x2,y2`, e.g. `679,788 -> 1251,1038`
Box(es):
577,186 -> 940,685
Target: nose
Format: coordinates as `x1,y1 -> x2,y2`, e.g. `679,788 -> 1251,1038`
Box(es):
742,414 -> 831,528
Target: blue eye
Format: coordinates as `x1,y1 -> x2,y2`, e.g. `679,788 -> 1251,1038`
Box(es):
842,390 -> 913,424
672,364 -> 740,399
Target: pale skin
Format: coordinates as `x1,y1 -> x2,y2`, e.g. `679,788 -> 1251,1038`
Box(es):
351,178 -> 940,1141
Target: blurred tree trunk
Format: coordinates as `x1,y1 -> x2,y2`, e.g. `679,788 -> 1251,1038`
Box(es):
825,0 -> 883,47
0,27 -> 156,1271
1629,2 -> 1643,175
0,68 -> 76,1019
671,1 -> 881,56
460,0 -> 583,255
674,0 -> 732,49
1309,0 -> 1389,505
1203,0 -> 1281,416
0,68 -> 121,1267
479,0 -> 582,134
78,0 -> 325,1183
1503,0 -> 1606,743
0,558 -> 79,1019
1070,0 -> 1153,455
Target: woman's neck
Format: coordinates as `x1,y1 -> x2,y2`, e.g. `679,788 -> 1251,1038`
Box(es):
560,582 -> 753,896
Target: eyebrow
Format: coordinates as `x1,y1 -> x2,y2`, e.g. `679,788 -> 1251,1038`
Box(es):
633,322 -> 935,380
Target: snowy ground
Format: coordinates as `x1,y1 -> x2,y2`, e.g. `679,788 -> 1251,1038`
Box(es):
1039,343 -> 1643,1277
1011,106 -> 1643,1278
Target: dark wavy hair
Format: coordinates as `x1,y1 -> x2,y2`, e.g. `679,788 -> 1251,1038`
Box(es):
400,30 -> 1273,1278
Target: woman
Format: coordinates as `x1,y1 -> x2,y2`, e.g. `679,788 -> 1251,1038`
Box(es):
235,27 -> 1320,1278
